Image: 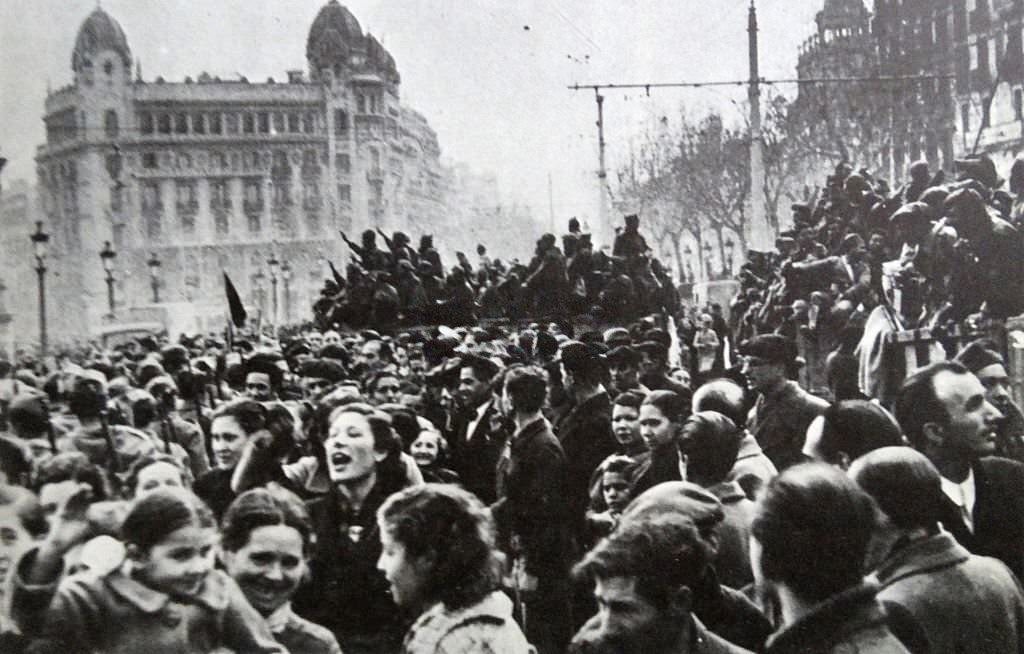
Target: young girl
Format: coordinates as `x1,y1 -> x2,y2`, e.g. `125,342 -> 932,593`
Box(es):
585,455 -> 635,544
11,486 -> 285,654
408,429 -> 459,484
633,390 -> 689,495
221,487 -> 342,654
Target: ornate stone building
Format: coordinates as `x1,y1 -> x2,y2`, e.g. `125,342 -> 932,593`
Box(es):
36,2 -> 450,340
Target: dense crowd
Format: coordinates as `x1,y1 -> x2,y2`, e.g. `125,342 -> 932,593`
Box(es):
2,156 -> 1024,654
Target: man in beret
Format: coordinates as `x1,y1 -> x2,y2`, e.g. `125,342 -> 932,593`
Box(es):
554,341 -> 619,544
295,358 -> 347,401
956,341 -> 1024,463
740,334 -> 829,470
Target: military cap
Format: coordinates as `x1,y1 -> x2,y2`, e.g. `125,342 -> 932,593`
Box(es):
603,327 -> 631,348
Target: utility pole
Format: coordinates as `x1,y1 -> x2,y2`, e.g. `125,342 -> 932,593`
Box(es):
595,90 -> 610,244
747,0 -> 771,251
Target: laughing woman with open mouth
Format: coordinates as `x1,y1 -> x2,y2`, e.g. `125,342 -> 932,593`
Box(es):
293,402 -> 414,654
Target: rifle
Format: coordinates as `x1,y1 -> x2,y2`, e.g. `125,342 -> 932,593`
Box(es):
39,396 -> 58,455
98,409 -> 122,474
376,227 -> 394,251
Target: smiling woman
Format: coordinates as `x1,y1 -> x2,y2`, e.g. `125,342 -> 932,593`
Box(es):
194,400 -> 267,520
293,402 -> 411,654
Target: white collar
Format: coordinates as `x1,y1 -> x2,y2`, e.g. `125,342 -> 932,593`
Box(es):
940,468 -> 976,512
264,602 -> 295,634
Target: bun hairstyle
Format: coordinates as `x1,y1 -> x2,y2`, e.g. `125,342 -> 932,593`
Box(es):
120,488 -> 215,551
221,486 -> 313,555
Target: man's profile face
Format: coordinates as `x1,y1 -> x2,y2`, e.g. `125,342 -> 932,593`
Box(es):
975,363 -> 1013,409
457,368 -> 489,408
577,575 -> 682,653
245,372 -> 273,401
932,370 -> 1003,457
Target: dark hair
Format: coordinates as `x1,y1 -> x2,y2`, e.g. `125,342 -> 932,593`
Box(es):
461,355 -> 500,384
221,486 -> 313,554
0,436 -> 31,487
123,453 -> 192,498
504,365 -> 548,414
575,514 -> 709,610
328,403 -> 405,493
211,399 -> 268,436
679,411 -> 742,485
601,455 -> 635,477
367,370 -> 401,395
818,401 -> 903,465
849,446 -> 944,531
893,361 -> 966,450
692,378 -> 749,428
33,452 -> 109,501
751,463 -> 877,603
0,484 -> 48,537
120,488 -> 215,551
377,483 -> 502,610
642,390 -> 689,424
613,389 -> 646,410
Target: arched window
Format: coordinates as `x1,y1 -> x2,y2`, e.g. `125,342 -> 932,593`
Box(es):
104,110 -> 119,138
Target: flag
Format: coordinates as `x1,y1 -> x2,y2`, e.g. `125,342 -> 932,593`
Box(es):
223,272 -> 247,328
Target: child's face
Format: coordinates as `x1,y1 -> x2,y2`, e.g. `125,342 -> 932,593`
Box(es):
134,524 -> 217,597
602,471 -> 631,513
410,432 -> 440,468
0,505 -> 34,592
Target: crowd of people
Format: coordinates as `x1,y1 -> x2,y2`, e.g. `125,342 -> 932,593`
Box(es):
1,155 -> 1024,654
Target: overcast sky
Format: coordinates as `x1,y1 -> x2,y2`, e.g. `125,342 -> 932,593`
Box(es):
1,0 -> 827,226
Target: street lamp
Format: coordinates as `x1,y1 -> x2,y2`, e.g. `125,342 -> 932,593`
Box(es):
703,242 -> 714,280
29,221 -> 49,357
280,261 -> 292,324
100,241 -> 117,317
254,269 -> 267,316
147,252 -> 162,303
724,237 -> 735,276
267,252 -> 280,327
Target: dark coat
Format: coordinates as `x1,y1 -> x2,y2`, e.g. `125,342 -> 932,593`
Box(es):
747,381 -> 829,471
448,400 -> 507,505
492,416 -> 572,577
765,582 -> 911,654
874,530 -> 1024,654
554,391 -> 619,541
295,484 -> 405,654
939,456 -> 1024,581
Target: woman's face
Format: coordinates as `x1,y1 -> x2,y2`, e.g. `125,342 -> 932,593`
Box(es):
211,416 -> 248,470
135,462 -> 185,497
325,412 -> 385,485
224,525 -> 306,616
377,526 -> 430,609
134,524 -> 217,598
410,432 -> 440,468
611,404 -> 642,449
639,404 -> 676,449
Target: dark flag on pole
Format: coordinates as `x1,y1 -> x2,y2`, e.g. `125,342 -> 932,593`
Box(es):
223,272 -> 247,328
329,260 -> 346,288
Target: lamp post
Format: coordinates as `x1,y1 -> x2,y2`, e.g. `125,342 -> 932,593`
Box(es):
147,252 -> 162,303
267,253 -> 280,328
29,222 -> 49,357
703,242 -> 714,280
280,261 -> 292,325
724,237 -> 735,276
683,244 -> 693,283
254,269 -> 267,317
100,241 -> 117,317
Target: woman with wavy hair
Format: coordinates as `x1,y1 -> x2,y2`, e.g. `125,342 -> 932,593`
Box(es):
377,483 -> 531,654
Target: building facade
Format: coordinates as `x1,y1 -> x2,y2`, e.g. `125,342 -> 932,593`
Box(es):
794,0 -> 1024,181
36,1 -> 451,342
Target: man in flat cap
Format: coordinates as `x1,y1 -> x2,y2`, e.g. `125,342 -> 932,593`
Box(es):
956,341 -> 1024,463
740,334 -> 829,470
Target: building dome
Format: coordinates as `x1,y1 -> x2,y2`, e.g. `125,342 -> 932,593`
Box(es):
71,7 -> 131,72
365,33 -> 400,83
817,0 -> 869,32
307,0 -> 364,72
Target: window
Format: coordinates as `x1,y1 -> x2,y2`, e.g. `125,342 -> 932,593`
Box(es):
142,152 -> 158,169
215,210 -> 230,236
334,109 -> 348,135
147,213 -> 162,240
303,113 -> 315,133
243,113 -> 255,134
248,213 -> 261,233
336,153 -> 351,173
273,112 -> 285,134
338,184 -> 351,202
244,179 -> 263,213
258,112 -> 270,133
193,113 -> 206,134
288,113 -> 300,133
357,94 -> 366,113
158,114 -> 172,134
175,113 -> 188,134
140,112 -> 154,135
226,113 -> 240,134
101,109 -> 118,138
209,113 -> 223,134
273,181 -> 291,207
110,185 -> 122,212
142,181 -> 161,211
303,180 -> 321,209
210,179 -> 231,209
